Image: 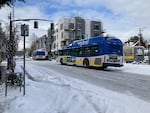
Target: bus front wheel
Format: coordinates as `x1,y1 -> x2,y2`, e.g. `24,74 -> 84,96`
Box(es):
83,59 -> 89,68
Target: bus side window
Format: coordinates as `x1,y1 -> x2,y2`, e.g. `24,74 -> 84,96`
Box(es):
90,46 -> 98,56
82,47 -> 85,56
70,49 -> 74,56
63,50 -> 67,55
79,48 -> 83,56
58,50 -> 63,56
68,49 -> 72,56
74,48 -> 79,56
72,49 -> 75,56
78,47 -> 85,56
124,48 -> 132,56
84,47 -> 90,56
66,49 -> 70,55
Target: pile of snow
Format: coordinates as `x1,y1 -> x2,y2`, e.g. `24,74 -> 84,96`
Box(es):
109,63 -> 150,76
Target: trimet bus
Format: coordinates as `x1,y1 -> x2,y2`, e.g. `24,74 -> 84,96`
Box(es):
32,49 -> 48,60
123,46 -> 144,63
58,36 -> 123,69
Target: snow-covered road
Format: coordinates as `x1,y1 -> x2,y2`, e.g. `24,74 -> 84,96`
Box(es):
27,60 -> 150,102
0,60 -> 150,113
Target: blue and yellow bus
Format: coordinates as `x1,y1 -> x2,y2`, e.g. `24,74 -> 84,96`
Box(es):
57,36 -> 123,69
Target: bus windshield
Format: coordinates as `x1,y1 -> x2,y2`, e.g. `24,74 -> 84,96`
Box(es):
36,51 -> 45,55
105,41 -> 123,56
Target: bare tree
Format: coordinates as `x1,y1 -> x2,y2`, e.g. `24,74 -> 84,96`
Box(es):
0,0 -> 25,9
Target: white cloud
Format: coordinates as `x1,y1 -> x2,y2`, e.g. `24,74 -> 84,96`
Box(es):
0,7 -> 12,24
1,0 -> 150,50
47,0 -> 150,40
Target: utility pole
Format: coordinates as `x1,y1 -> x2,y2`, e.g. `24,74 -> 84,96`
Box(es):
138,28 -> 142,46
7,13 -> 15,72
138,27 -> 147,47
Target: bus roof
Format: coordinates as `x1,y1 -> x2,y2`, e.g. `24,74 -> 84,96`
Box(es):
65,36 -> 121,49
66,36 -> 105,49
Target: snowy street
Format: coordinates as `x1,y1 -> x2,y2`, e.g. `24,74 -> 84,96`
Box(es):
0,59 -> 150,113
1,0 -> 150,112
27,60 -> 150,102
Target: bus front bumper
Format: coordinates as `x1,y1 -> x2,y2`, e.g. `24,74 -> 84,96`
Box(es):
103,63 -> 123,67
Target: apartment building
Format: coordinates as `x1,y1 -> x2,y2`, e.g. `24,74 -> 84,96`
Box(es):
48,17 -> 103,57
35,35 -> 49,51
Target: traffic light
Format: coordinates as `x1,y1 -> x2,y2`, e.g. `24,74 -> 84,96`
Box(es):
50,23 -> 54,30
34,21 -> 38,29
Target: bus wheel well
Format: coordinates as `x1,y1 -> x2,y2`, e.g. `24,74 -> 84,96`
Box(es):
83,58 -> 89,68
60,58 -> 64,65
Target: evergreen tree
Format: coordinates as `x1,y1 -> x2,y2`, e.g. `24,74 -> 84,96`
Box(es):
124,35 -> 147,48
130,36 -> 139,43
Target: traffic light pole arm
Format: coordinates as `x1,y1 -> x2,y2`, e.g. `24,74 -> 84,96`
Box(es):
11,18 -> 53,22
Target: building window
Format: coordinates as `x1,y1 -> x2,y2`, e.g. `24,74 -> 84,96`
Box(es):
69,23 -> 74,29
61,32 -> 63,39
60,24 -> 63,30
69,32 -> 74,39
77,22 -> 82,29
77,32 -> 81,37
57,43 -> 58,47
53,43 -> 56,49
93,24 -> 100,30
93,33 -> 100,37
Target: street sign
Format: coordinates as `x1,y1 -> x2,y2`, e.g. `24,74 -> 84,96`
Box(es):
21,24 -> 29,36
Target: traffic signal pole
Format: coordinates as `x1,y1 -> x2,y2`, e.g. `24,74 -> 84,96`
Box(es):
7,18 -> 53,96
23,24 -> 26,95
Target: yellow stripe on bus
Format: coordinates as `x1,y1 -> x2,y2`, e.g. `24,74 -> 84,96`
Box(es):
75,57 -> 103,67
63,56 -> 67,63
124,56 -> 134,60
75,58 -> 83,65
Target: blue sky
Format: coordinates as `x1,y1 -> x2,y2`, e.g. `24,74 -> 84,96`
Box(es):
1,0 -> 150,49
15,0 -> 121,21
